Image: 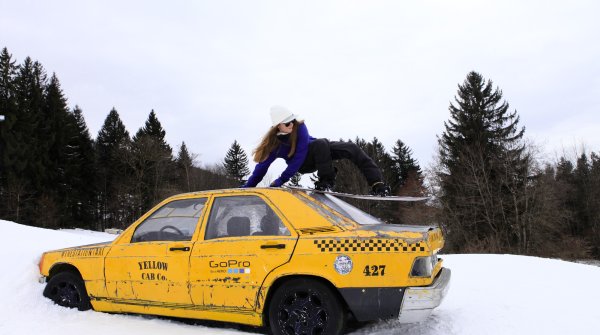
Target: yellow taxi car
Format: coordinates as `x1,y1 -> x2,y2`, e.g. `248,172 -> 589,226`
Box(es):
39,187 -> 450,335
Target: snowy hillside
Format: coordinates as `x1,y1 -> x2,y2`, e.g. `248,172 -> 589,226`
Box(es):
1,219 -> 599,335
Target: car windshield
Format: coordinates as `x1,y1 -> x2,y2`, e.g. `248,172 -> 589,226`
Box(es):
299,192 -> 385,225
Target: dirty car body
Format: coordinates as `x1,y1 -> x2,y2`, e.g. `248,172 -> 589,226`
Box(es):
39,188 -> 451,334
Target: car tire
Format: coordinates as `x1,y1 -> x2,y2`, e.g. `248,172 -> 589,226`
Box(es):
269,278 -> 346,335
43,271 -> 92,311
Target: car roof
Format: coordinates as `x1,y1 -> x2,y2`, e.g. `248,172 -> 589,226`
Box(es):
170,187 -> 303,198
163,188 -> 356,231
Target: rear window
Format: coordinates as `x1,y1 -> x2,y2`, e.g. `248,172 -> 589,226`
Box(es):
293,192 -> 384,225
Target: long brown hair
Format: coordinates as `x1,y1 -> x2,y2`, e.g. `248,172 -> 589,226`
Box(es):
253,120 -> 304,162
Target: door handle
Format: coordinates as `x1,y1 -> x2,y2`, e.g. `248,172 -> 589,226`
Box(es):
261,243 -> 286,249
169,246 -> 190,252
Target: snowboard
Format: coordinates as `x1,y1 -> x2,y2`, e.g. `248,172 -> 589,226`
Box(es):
285,186 -> 429,202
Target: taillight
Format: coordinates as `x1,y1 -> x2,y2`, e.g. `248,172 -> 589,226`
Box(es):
410,253 -> 438,277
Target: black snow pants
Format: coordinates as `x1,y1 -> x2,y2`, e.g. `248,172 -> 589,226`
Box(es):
298,138 -> 383,185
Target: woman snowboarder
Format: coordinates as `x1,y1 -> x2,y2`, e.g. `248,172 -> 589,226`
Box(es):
243,106 -> 389,196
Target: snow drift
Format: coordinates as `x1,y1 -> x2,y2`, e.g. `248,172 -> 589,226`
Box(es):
1,219 -> 599,335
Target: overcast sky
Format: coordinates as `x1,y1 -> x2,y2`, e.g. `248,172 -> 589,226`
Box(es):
2,0 -> 599,182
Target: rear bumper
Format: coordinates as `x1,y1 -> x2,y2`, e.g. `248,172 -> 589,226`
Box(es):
338,267 -> 451,322
339,286 -> 405,321
398,267 -> 451,323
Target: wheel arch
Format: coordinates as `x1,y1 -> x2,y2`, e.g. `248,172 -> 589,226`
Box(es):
261,274 -> 352,326
44,264 -> 93,311
48,263 -> 83,281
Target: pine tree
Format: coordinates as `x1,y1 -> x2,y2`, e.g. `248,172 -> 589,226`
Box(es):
436,71 -> 529,252
40,73 -> 72,227
43,76 -> 69,173
176,142 -> 196,192
61,106 -> 97,228
365,138 -> 395,219
96,108 -> 132,230
130,110 -> 174,213
97,108 -> 130,172
390,139 -> 423,194
573,154 -> 593,236
365,138 -> 388,165
545,153 -> 600,258
29,61 -> 50,191
0,48 -> 18,219
555,157 -> 574,182
134,110 -> 172,154
589,152 -> 600,256
366,138 -> 395,186
389,140 -> 427,225
223,140 -> 250,184
7,57 -> 48,224
554,157 -> 577,235
353,137 -> 368,151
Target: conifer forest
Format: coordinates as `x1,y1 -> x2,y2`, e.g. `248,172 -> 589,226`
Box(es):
1,47 -> 599,259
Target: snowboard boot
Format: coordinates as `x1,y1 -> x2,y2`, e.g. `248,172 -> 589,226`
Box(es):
315,166 -> 337,191
370,181 -> 391,196
314,167 -> 337,191
315,178 -> 335,191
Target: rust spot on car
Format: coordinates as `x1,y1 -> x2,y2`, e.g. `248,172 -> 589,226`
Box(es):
212,276 -> 242,283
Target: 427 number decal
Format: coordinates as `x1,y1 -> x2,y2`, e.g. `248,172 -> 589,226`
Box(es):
363,265 -> 386,276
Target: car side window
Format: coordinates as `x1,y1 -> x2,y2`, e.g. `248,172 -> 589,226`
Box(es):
205,195 -> 290,240
131,198 -> 207,243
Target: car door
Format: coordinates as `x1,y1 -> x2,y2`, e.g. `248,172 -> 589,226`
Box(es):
189,194 -> 297,312
104,197 -> 208,308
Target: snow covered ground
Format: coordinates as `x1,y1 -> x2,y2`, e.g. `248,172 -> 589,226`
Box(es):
1,219 -> 599,335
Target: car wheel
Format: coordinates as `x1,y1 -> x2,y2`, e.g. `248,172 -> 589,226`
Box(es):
43,271 -> 92,311
269,278 -> 346,335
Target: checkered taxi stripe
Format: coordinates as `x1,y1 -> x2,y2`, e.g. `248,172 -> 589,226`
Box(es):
313,239 -> 427,252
